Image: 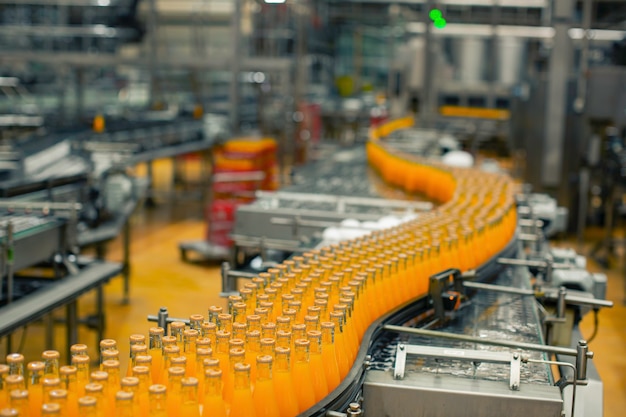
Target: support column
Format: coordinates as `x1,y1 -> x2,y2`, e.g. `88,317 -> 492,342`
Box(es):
230,0 -> 242,134
540,0 -> 575,187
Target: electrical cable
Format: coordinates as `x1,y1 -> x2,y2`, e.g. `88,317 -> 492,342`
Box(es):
585,309 -> 599,343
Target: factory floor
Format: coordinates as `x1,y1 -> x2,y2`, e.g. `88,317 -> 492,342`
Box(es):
11,158 -> 626,417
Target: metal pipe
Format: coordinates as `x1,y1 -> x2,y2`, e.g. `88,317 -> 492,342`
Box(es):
463,281 -> 535,296
383,324 -> 579,356
576,340 -> 590,380
497,258 -> 571,269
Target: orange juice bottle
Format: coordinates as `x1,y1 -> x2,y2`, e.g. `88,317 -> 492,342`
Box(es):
8,389 -> 29,417
77,396 -> 98,417
71,355 -> 90,397
170,356 -> 187,372
217,314 -> 233,334
149,328 -> 165,384
253,356 -> 280,417
228,364 -> 256,417
99,340 -> 117,364
148,384 -> 168,417
260,338 -> 276,359
276,330 -> 292,350
292,339 -> 316,412
40,403 -> 61,416
128,345 -> 148,377
202,370 -> 226,417
84,383 -> 105,417
59,365 -> 79,417
166,367 -> 185,416
102,360 -> 121,407
195,350 -> 211,406
41,378 -> 60,402
319,323 -> 341,390
272,347 -> 299,417
100,350 -> 120,367
208,306 -> 223,325
170,323 -> 186,352
261,322 -> 277,340
307,331 -> 329,399
180,378 -> 201,417
214,331 -> 231,377
6,354 -> 24,376
48,389 -> 68,416
232,303 -> 248,324
183,329 -> 199,377
114,391 -> 134,417
0,408 -> 18,417
329,310 -> 353,372
276,316 -> 291,333
120,377 -> 141,416
160,345 -> 181,384
200,323 -> 217,351
232,323 -> 247,342
189,315 -> 205,332
292,324 -> 307,345
245,331 -> 261,384
223,348 -> 245,406
132,367 -> 150,417
246,315 -> 262,333
0,364 -> 10,409
89,373 -> 110,416
27,361 -> 44,417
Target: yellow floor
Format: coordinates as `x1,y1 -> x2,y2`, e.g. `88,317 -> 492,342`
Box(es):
7,158 -> 626,417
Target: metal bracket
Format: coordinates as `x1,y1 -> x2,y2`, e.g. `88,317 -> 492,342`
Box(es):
428,268 -> 462,324
393,343 -> 522,391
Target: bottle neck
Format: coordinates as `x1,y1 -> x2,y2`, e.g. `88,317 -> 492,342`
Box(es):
181,384 -> 198,403
234,369 -> 251,390
256,362 -> 272,381
149,334 -> 163,350
29,370 -> 43,386
204,375 -> 222,397
321,326 -> 335,345
293,345 -> 309,363
274,353 -> 290,372
309,338 -> 322,355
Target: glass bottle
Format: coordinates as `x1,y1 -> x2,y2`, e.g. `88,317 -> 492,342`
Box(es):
48,389 -> 68,416
5,376 -> 25,393
99,340 -> 117,366
201,370 -> 226,417
180,377 -> 201,417
120,377 -> 141,416
170,322 -> 186,351
0,408 -> 17,417
69,345 -> 88,358
100,350 -> 120,368
328,312 -> 351,377
319,322 -> 341,389
8,389 -> 29,417
41,352 -> 60,380
232,322 -> 247,342
27,361 -> 44,417
101,360 -> 121,407
276,330 -> 292,350
214,331 -> 231,376
40,403 -> 61,416
261,322 -> 276,340
6,354 -> 24,376
147,384 -> 167,417
165,367 -> 185,416
223,348 -> 245,406
208,306 -> 223,325
148,328 -> 164,385
114,391 -> 134,417
128,345 -> 148,378
246,315 -> 261,333
0,364 -> 9,410
252,356 -> 279,417
292,339 -> 316,412
88,372 -> 109,416
59,366 -> 78,416
131,367 -> 150,417
41,378 -> 60,402
229,363 -> 255,417
77,396 -> 98,417
217,314 -> 233,333
189,315 -> 204,332
134,356 -> 153,383
183,329 -> 199,377
160,345 -> 181,384
307,331 -> 329,399
70,354 -> 90,397
259,338 -> 276,359
84,383 -> 105,417
245,330 -> 261,384
292,324 -> 307,345
272,347 -> 299,417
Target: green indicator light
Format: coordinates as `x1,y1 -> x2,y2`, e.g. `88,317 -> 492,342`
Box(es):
434,18 -> 447,29
429,9 -> 442,21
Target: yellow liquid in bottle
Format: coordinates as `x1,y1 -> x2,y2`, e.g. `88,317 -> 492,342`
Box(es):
309,351 -> 328,400
253,378 -> 279,417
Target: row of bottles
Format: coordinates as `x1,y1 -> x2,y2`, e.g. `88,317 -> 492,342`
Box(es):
0,123 -> 518,417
